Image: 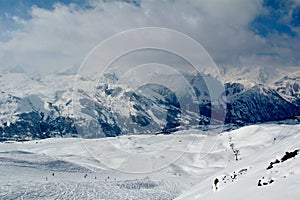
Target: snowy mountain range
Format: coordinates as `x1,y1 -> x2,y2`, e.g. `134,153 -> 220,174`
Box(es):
0,66 -> 299,141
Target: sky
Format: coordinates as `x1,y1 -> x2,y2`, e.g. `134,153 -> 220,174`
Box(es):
0,0 -> 300,74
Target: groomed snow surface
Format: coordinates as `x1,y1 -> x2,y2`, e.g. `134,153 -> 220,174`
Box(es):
0,124 -> 299,199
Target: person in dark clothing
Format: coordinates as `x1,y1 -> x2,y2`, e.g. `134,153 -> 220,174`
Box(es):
214,178 -> 219,190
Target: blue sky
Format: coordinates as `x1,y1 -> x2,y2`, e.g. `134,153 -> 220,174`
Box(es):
0,0 -> 87,15
251,0 -> 300,37
0,0 -> 88,38
0,0 -> 299,72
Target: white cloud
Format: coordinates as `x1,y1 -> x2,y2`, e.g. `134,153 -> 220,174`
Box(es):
0,0 -> 298,74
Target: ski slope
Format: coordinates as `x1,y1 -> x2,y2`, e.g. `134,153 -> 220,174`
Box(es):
0,124 -> 299,199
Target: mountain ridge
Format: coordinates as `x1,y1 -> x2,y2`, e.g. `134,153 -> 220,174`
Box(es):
0,66 -> 299,140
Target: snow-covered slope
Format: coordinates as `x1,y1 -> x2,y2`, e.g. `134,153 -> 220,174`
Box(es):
0,124 -> 299,199
176,124 -> 300,200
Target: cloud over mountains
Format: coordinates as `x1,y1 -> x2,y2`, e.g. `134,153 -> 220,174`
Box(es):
0,0 -> 299,73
